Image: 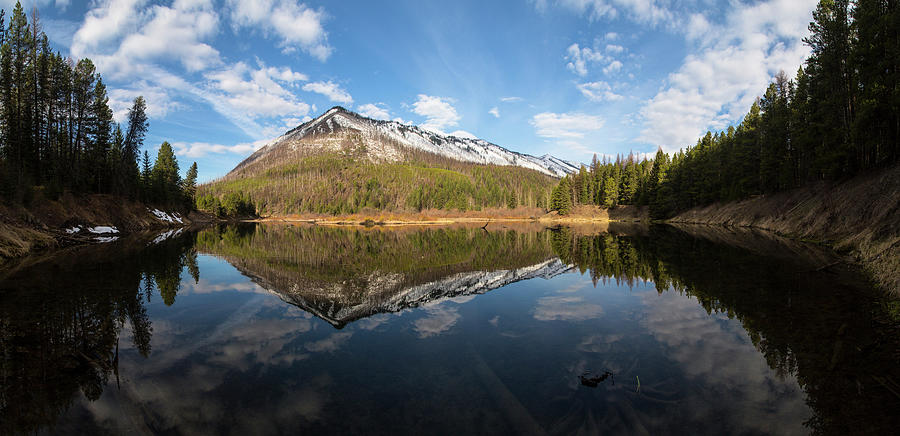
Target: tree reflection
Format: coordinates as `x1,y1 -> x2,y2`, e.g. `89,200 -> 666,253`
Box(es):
0,232 -> 198,434
551,224 -> 900,435
195,223 -> 562,327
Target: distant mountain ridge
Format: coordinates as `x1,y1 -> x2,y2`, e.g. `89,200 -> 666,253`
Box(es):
228,106 -> 580,179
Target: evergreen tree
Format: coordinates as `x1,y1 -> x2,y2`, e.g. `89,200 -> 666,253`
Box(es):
182,161 -> 198,206
122,96 -> 147,195
550,176 -> 573,215
151,141 -> 180,205
140,149 -> 151,199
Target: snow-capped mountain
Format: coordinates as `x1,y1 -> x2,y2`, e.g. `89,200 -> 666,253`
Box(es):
228,106 -> 580,178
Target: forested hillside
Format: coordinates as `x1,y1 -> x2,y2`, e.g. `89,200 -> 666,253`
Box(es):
0,2 -> 196,208
552,0 -> 899,218
199,149 -> 558,215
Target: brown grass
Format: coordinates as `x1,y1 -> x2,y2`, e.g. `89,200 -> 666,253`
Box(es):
253,205 -> 625,227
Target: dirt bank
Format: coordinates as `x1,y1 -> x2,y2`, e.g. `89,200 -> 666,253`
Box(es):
0,193 -> 202,263
670,164 -> 900,295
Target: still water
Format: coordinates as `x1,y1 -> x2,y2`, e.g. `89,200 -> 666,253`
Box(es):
1,223 -> 898,435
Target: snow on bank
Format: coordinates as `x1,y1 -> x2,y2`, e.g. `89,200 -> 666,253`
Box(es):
88,226 -> 119,234
150,208 -> 184,224
94,236 -> 119,243
65,226 -> 81,234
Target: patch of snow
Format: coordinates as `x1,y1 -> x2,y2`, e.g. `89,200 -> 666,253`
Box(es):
88,226 -> 119,234
150,208 -> 184,224
65,226 -> 81,234
94,236 -> 119,243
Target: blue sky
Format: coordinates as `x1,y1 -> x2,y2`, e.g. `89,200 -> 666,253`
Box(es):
15,0 -> 818,182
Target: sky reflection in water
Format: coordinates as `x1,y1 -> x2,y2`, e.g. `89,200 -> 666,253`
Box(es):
2,224 -> 897,435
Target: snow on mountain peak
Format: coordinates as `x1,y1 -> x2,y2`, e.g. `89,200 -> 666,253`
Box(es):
230,106 -> 580,178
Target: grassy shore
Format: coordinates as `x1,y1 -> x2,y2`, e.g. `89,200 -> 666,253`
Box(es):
252,205 -> 648,226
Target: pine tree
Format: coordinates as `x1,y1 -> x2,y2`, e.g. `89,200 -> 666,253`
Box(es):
550,176 -> 573,215
123,96 -> 148,195
88,77 -> 112,191
151,141 -> 180,205
182,161 -> 198,206
140,149 -> 151,198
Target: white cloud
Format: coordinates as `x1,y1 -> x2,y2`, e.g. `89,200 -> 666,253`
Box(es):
172,138 -> 271,158
109,85 -> 181,122
302,81 -> 353,104
449,130 -> 477,139
602,60 -> 623,75
69,0 -> 302,137
488,106 -> 500,118
227,0 -> 332,61
547,0 -> 673,26
118,1 -> 220,72
0,0 -> 69,8
605,44 -> 624,54
206,62 -> 312,119
357,103 -> 391,120
531,112 -> 605,139
565,43 -> 606,77
411,94 -> 461,133
576,81 -> 623,102
500,96 -> 523,102
73,0 -> 221,74
604,32 -> 618,40
639,0 -> 818,151
71,0 -> 147,57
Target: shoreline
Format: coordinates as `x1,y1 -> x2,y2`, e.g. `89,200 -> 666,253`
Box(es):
248,204 -> 649,227
666,164 -> 900,295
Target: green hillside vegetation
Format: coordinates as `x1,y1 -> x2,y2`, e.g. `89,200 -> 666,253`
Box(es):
198,150 -> 558,215
552,0 -> 900,218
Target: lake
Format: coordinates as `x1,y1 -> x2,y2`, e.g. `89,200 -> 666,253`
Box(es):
1,223 -> 898,435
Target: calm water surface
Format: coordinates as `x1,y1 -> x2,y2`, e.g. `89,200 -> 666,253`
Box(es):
1,223 -> 898,435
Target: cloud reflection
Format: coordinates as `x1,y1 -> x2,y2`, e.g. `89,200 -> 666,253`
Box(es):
533,296 -> 603,321
413,304 -> 461,338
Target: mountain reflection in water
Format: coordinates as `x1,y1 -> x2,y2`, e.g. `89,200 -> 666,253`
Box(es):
0,223 -> 897,435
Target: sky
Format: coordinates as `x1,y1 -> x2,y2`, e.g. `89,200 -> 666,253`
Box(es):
13,0 -> 819,182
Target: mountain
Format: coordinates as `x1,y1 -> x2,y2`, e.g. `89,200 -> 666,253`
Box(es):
200,107 -> 578,215
229,106 -> 579,179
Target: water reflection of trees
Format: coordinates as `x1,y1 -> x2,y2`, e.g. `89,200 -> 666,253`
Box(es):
195,224 -> 561,327
551,225 -> 900,435
0,232 -> 198,435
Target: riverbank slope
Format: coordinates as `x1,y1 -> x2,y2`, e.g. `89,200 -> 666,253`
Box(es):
0,193 -> 202,263
670,163 -> 900,294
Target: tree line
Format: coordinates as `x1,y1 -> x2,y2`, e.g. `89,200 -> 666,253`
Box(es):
0,2 -> 197,208
552,0 -> 900,217
549,153 -> 655,215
